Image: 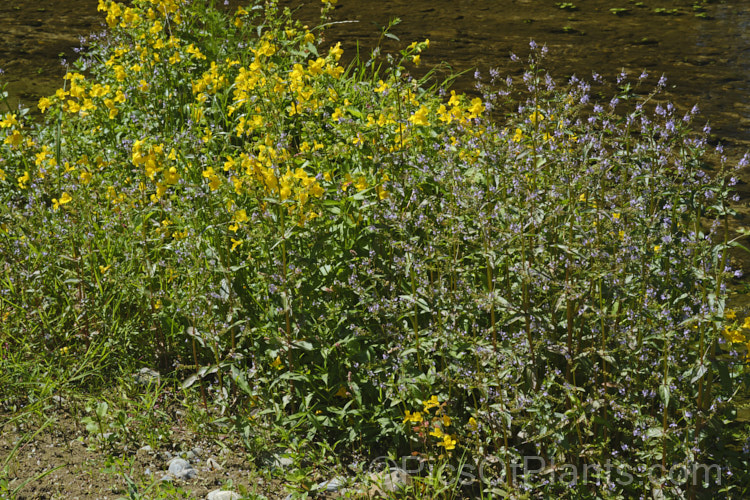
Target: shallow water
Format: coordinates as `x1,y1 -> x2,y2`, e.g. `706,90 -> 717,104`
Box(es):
0,0 -> 100,113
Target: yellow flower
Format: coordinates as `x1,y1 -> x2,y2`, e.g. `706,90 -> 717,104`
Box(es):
512,128 -> 524,142
234,209 -> 249,223
230,238 -> 243,252
412,54 -> 421,66
429,427 -> 444,438
80,171 -> 93,184
467,98 -> 484,117
271,356 -> 283,370
723,327 -> 745,344
0,113 -> 18,128
529,110 -> 544,125
725,309 -> 737,320
409,106 -> 430,126
653,245 -> 661,253
308,57 -> 326,75
422,395 -> 440,412
163,166 -> 180,185
375,80 -> 389,93
66,100 -> 81,114
403,410 -> 423,424
441,434 -> 457,451
114,65 -> 127,81
38,97 -> 53,113
52,192 -> 72,211
742,316 -> 750,330
4,130 -> 22,147
468,417 -> 478,431
329,42 -> 343,61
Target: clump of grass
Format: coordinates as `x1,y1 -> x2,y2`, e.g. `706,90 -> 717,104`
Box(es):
1,0 -> 749,497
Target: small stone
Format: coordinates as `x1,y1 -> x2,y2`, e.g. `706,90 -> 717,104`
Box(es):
206,457 -> 222,471
272,454 -> 294,469
186,451 -> 196,460
174,467 -> 197,480
366,467 -> 411,494
315,476 -> 346,492
206,490 -> 242,500
164,457 -> 198,480
159,475 -> 172,482
139,445 -> 153,453
134,367 -> 161,385
168,458 -> 191,474
191,446 -> 204,457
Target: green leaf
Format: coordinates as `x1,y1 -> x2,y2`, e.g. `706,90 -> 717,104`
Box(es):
230,365 -> 252,395
690,364 -> 708,384
292,340 -> 314,351
658,384 -> 670,408
346,106 -> 363,119
182,374 -> 198,389
96,402 -> 109,419
646,427 -> 664,439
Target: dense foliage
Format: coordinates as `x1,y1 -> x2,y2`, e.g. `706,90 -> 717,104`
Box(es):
1,0 -> 749,497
